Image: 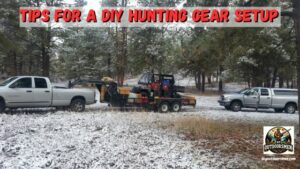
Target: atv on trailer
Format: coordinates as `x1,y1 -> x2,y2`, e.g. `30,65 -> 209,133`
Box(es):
129,72 -> 196,112
70,73 -> 196,113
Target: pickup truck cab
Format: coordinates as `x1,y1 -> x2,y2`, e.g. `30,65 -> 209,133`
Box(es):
218,87 -> 298,114
0,76 -> 96,112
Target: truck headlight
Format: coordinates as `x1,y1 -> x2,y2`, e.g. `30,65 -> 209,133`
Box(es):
224,97 -> 231,101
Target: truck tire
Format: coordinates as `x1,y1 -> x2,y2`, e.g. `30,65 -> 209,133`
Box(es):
0,99 -> 5,113
230,101 -> 242,112
274,108 -> 284,113
285,103 -> 296,114
159,102 -> 169,113
70,98 -> 85,112
171,102 -> 181,112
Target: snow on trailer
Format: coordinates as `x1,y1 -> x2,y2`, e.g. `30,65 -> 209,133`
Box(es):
70,73 -> 197,113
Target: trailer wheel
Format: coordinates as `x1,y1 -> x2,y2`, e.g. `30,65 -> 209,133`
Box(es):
70,98 -> 85,112
171,102 -> 181,112
159,102 -> 169,113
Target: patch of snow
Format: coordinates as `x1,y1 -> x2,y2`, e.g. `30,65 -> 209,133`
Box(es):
0,111 -> 253,169
223,83 -> 249,93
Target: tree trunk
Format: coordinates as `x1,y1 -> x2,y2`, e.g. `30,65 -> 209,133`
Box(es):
18,56 -> 23,75
251,79 -> 258,87
265,75 -> 271,87
201,72 -> 206,92
279,76 -> 284,88
218,66 -> 223,92
107,56 -> 112,77
121,27 -> 127,85
216,70 -> 219,84
195,72 -> 201,90
208,75 -> 211,84
41,29 -> 51,77
41,44 -> 50,77
8,51 -> 17,76
271,68 -> 277,88
247,79 -> 251,88
294,0 -> 300,136
116,0 -> 128,86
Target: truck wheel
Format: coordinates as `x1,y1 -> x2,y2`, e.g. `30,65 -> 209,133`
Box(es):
274,108 -> 284,113
159,102 -> 169,113
230,101 -> 242,112
171,102 -> 181,112
0,99 -> 5,113
285,103 -> 296,114
70,99 -> 85,112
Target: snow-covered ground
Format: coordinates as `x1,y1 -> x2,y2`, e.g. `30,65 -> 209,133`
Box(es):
0,96 -> 298,169
0,110 -> 259,169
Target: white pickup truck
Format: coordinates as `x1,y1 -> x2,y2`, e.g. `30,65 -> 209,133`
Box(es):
218,87 -> 298,114
0,76 -> 96,112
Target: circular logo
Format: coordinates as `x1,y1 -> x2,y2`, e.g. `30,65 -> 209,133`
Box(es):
264,127 -> 293,154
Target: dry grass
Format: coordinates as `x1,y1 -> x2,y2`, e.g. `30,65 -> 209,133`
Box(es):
170,117 -> 300,169
174,117 -> 261,140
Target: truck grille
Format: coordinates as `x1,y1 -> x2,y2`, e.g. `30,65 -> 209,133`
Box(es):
220,95 -> 225,101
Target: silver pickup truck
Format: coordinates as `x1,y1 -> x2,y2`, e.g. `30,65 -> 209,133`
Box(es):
0,76 -> 96,112
218,87 -> 298,114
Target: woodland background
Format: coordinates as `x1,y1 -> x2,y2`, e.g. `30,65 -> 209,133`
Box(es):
0,0 -> 297,92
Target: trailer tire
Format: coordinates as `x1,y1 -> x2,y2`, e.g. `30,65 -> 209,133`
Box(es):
70,98 -> 85,112
159,102 -> 169,113
171,102 -> 181,112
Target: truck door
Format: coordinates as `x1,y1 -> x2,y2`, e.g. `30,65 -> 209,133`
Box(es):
6,77 -> 34,107
243,89 -> 259,108
33,77 -> 52,106
259,88 -> 271,108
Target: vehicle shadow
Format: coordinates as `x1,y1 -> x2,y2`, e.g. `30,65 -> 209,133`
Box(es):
193,106 -> 299,114
241,109 -> 299,114
240,109 -> 278,113
3,108 -> 56,115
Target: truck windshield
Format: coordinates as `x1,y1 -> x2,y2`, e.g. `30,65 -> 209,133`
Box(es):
0,77 -> 18,86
